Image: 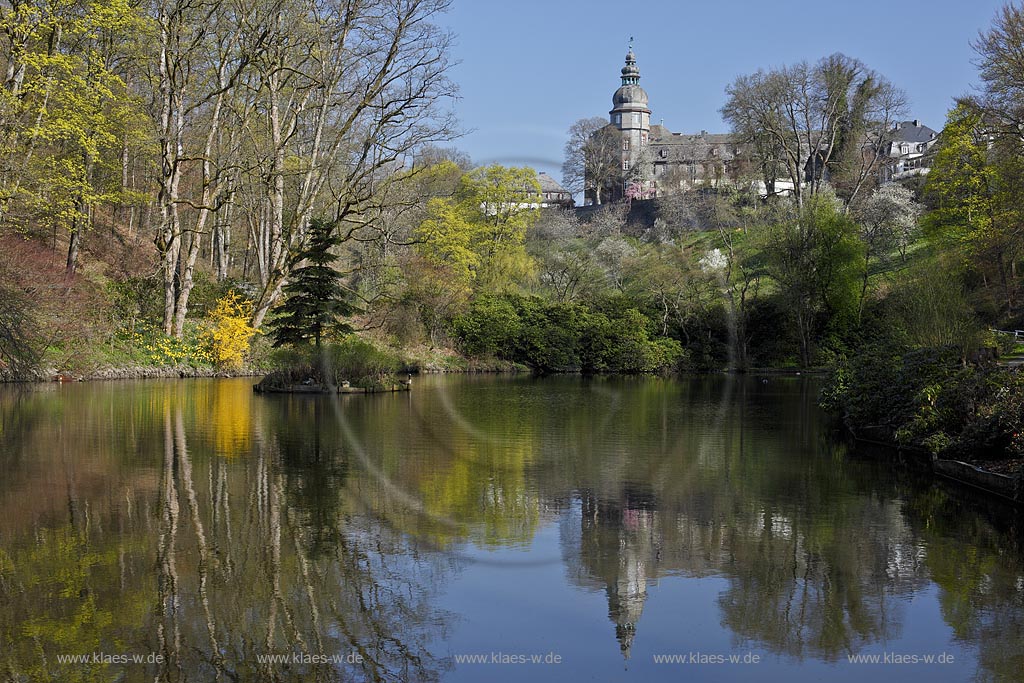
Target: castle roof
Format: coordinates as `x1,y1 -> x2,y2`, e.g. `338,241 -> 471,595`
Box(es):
611,44 -> 650,114
648,126 -> 740,162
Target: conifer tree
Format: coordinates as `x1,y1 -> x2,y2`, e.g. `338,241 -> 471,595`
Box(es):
268,219 -> 354,349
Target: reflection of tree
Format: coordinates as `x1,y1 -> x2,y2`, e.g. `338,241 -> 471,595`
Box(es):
0,382 -> 451,683
337,378 -> 543,549
3,376 -> 1024,682
272,398 -> 349,556
904,487 -> 1024,681
715,498 -> 921,661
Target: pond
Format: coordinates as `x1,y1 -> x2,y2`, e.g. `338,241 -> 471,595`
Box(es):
0,374 -> 1022,682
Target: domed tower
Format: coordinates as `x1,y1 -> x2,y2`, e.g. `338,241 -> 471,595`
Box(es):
608,41 -> 651,200
610,41 -> 651,146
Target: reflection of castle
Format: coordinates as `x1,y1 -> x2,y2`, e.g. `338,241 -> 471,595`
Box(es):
573,487 -> 659,659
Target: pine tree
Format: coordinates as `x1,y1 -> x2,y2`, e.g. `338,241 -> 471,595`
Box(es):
268,219 -> 354,349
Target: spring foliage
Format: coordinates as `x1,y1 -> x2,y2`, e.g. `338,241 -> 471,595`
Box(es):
415,165 -> 542,293
206,292 -> 255,369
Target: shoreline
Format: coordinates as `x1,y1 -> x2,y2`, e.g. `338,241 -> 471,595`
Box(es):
849,429 -> 1023,507
0,363 -> 841,385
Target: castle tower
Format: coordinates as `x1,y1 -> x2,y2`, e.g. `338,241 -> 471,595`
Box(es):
610,40 -> 651,195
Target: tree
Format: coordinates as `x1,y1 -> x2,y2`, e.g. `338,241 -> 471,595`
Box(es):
759,192 -> 864,367
152,0 -> 250,337
721,54 -> 906,208
415,164 -> 541,294
923,105 -> 1022,314
0,0 -> 148,275
951,2 -> 1024,314
242,0 -> 459,330
562,116 -> 620,205
971,2 -> 1024,140
854,184 -> 921,318
268,219 -> 354,349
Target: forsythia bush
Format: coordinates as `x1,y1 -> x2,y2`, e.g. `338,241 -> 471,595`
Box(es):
207,292 -> 255,369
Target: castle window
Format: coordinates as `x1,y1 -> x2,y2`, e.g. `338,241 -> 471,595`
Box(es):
632,112 -> 640,125
623,160 -> 630,170
614,113 -> 621,125
623,139 -> 630,151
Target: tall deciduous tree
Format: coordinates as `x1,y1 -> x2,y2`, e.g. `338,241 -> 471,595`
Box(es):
759,192 -> 863,367
415,164 -> 541,294
721,54 -> 906,208
241,0 -> 459,331
0,0 -> 148,274
562,116 -> 620,205
923,105 -> 1021,312
153,0 -> 250,336
971,1 -> 1024,141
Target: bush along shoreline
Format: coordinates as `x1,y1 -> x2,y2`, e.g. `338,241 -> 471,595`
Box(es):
255,337 -> 412,394
822,345 -> 1024,503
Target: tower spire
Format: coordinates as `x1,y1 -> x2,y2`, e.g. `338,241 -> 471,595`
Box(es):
621,41 -> 640,86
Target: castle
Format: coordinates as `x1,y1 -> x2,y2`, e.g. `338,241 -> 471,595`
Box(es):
586,44 -> 745,205
585,45 -> 937,205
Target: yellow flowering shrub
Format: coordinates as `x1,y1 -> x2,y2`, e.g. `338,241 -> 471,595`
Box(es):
206,292 -> 255,370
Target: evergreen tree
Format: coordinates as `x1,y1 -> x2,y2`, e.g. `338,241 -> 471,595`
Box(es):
268,219 -> 354,348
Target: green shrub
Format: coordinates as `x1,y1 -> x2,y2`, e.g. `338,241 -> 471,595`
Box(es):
824,342 -> 1024,460
325,337 -> 401,386
450,293 -> 683,374
451,295 -> 522,357
263,336 -> 401,389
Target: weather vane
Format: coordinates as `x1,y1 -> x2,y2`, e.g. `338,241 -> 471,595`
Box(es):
629,36 -> 634,50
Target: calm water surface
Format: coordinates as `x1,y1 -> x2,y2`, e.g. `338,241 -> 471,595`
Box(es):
0,375 -> 1022,682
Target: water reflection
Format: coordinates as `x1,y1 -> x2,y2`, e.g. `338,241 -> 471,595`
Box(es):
0,376 -> 1022,681
0,382 -> 451,682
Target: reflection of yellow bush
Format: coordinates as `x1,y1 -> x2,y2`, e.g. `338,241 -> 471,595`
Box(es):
206,292 -> 255,370
211,384 -> 251,457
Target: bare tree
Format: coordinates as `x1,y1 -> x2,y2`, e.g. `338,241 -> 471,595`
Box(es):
153,0 -> 251,337
970,2 -> 1024,141
237,0 -> 459,329
562,116 -> 620,205
721,53 -> 906,209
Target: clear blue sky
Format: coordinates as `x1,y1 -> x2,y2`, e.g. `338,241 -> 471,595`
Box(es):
440,0 -> 1008,181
